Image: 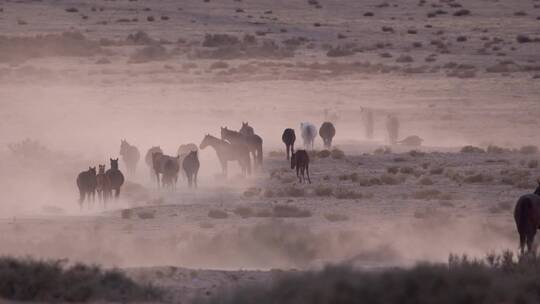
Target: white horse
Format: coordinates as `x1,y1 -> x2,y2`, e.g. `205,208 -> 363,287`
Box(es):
300,122 -> 317,150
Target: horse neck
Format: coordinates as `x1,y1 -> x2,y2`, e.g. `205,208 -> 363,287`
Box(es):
534,186 -> 540,195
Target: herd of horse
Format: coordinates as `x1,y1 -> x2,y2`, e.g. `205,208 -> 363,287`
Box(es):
74,119 -> 540,255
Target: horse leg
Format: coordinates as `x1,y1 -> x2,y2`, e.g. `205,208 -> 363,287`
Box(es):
194,172 -> 198,188
78,189 -> 85,209
527,228 -> 537,254
155,171 -> 160,188
221,160 -> 228,178
520,232 -> 527,255
296,166 -> 301,183
306,164 -> 312,184
115,187 -> 121,199
286,144 -> 290,160
187,174 -> 192,188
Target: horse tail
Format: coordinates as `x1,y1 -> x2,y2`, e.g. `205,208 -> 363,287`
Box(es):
515,196 -> 532,236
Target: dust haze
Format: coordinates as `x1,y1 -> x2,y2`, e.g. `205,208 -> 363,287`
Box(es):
0,0 -> 539,300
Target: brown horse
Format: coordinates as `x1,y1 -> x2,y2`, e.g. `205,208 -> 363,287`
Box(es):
291,150 -> 311,184
182,150 -> 200,188
161,157 -> 180,189
282,128 -> 296,160
221,127 -> 263,168
106,158 -> 124,199
96,164 -> 112,206
145,146 -> 163,180
76,167 -> 97,208
200,134 -> 251,177
120,139 -> 140,175
152,152 -> 180,188
514,181 -> 540,254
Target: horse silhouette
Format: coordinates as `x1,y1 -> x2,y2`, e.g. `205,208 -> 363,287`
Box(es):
96,164 -> 112,206
106,158 -> 124,199
177,143 -> 198,180
145,146 -> 163,181
200,134 -> 251,177
291,150 -> 311,184
300,122 -> 317,150
221,127 -> 263,168
239,122 -> 255,136
76,167 -> 97,208
152,152 -> 179,188
162,156 -> 180,189
120,139 -> 140,175
282,128 -> 296,160
319,122 -> 336,149
386,115 -> 400,145
182,150 -> 200,188
514,181 -> 540,254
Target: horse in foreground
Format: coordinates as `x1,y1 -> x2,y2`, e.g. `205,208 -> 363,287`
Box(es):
300,122 -> 317,150
221,127 -> 263,168
106,158 -> 124,198
319,122 -> 336,149
120,139 -> 140,175
514,181 -> 540,254
76,167 -> 97,208
182,150 -> 200,188
291,150 -> 311,184
200,134 -> 251,177
96,164 -> 111,206
282,128 -> 296,160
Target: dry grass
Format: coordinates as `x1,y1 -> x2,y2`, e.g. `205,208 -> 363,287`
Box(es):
272,205 -> 312,218
208,209 -> 228,219
334,188 -> 363,199
324,213 -> 349,222
314,185 -> 333,196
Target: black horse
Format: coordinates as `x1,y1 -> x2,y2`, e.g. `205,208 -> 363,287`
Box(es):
76,167 -> 97,208
182,150 -> 200,188
282,128 -> 296,160
291,150 -> 311,184
319,122 -> 336,149
106,158 -> 124,199
514,181 -> 540,254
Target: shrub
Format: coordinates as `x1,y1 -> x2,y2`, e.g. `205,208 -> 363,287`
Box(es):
413,189 -> 441,200
373,147 -> 392,155
208,252 -> 540,304
202,34 -> 240,47
233,206 -> 254,218
284,186 -> 305,197
430,167 -> 444,175
331,148 -> 345,159
334,188 -> 363,199
125,31 -> 155,45
208,209 -> 228,219
324,213 -> 349,222
380,174 -> 401,185
314,185 -> 333,196
128,45 -> 168,63
0,257 -> 160,302
486,145 -> 509,154
317,150 -> 331,158
528,160 -> 538,168
461,145 -> 485,153
464,173 -> 492,184
273,205 -> 311,218
520,145 -> 538,154
400,167 -> 414,174
326,46 -> 355,57
387,166 -> 399,174
419,177 -> 434,185
243,187 -> 261,197
453,9 -> 470,16
396,55 -> 413,63
516,35 -> 532,43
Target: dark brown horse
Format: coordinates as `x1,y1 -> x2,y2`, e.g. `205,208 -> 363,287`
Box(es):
221,127 -> 263,168
152,152 -> 180,188
319,122 -> 336,149
76,167 -> 97,208
200,134 -> 251,177
514,181 -> 540,254
106,158 -> 124,199
291,150 -> 311,184
96,164 -> 112,206
282,128 -> 296,160
182,150 -> 200,188
239,122 -> 255,136
162,157 -> 180,189
120,139 -> 140,175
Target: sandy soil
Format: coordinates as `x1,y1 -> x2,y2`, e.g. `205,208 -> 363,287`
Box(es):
1,0 -> 540,302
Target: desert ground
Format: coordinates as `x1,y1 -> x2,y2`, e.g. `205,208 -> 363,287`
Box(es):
1,0 -> 540,302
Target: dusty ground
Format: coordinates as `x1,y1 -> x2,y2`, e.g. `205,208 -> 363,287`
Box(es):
1,0 -> 540,302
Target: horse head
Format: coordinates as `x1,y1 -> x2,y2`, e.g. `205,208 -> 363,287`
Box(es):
89,166 -> 97,176
110,158 -> 119,170
200,134 -> 210,150
98,164 -> 105,174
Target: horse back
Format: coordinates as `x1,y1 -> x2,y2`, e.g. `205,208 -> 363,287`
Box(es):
515,194 -> 540,230
106,169 -> 124,187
